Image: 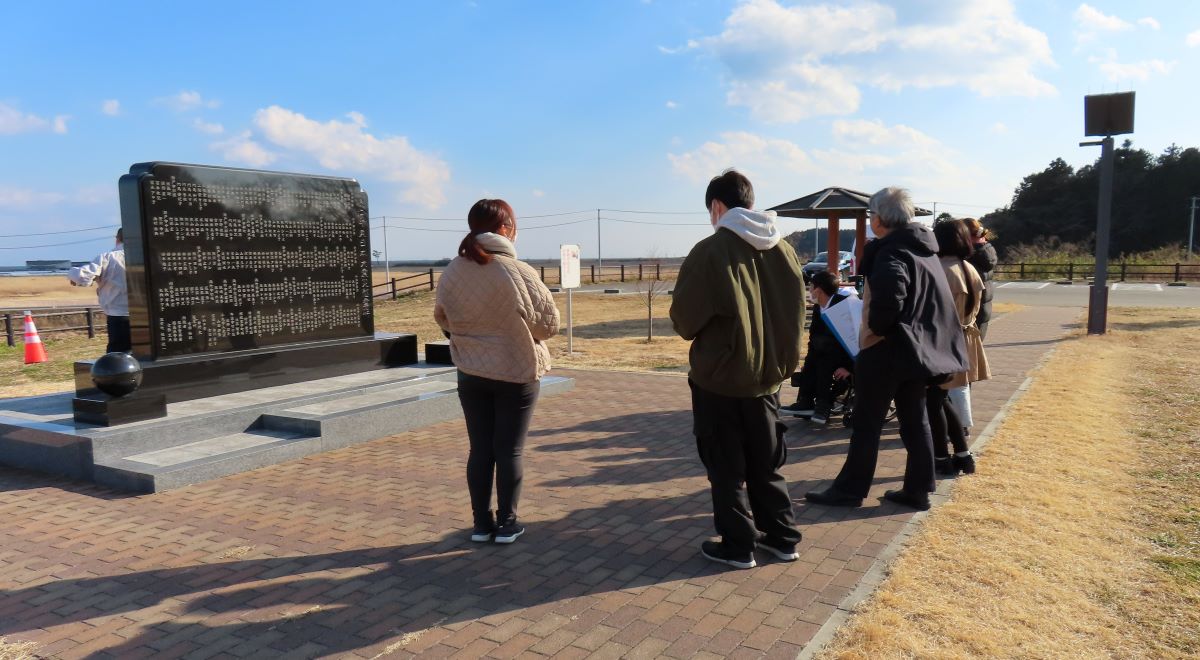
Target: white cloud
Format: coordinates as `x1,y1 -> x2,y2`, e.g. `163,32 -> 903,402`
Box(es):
101,99 -> 121,116
0,185 -> 115,208
211,131 -> 277,168
0,186 -> 65,208
1137,17 -> 1160,30
156,90 -> 220,112
989,122 -> 1009,134
668,131 -> 813,184
1188,29 -> 1200,47
532,189 -> 546,198
1095,57 -> 1176,81
687,0 -> 1054,123
669,121 -> 979,202
1074,4 -> 1132,33
192,118 -> 225,135
252,106 -> 450,208
0,102 -> 69,135
665,100 -> 678,109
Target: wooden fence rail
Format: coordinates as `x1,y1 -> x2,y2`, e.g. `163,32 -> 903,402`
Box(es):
995,262 -> 1200,282
2,307 -> 105,347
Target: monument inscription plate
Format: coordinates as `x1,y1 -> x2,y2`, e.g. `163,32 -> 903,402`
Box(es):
119,163 -> 373,359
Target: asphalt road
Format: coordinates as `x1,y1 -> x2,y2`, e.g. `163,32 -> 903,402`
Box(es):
993,281 -> 1200,308
569,279 -> 1200,309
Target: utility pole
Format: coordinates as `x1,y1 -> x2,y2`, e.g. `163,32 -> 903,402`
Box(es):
381,216 -> 390,283
1189,196 -> 1198,260
596,209 -> 602,272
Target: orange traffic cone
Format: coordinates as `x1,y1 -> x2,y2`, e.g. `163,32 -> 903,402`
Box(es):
23,310 -> 48,364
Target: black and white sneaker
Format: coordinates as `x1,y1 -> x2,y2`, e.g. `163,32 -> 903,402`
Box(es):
494,516 -> 524,544
470,526 -> 495,543
756,536 -> 800,562
810,412 -> 828,425
700,541 -> 756,569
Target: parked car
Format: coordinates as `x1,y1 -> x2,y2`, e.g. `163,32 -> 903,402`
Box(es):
801,251 -> 853,282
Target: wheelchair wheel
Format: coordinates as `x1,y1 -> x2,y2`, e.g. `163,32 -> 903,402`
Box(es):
842,410 -> 852,427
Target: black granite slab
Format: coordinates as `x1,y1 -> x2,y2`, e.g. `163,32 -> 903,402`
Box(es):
73,392 -> 168,427
74,332 -> 416,409
424,341 -> 453,365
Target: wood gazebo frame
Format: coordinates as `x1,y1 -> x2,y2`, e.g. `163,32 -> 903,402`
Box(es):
767,187 -> 932,274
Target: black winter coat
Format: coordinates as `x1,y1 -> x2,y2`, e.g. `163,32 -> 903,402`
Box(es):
862,224 -> 969,382
968,241 -> 997,303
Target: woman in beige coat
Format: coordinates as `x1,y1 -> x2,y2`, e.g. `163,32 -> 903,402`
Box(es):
929,219 -> 991,476
434,199 -> 559,544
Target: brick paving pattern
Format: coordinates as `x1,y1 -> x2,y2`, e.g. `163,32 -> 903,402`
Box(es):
0,306 -> 1079,659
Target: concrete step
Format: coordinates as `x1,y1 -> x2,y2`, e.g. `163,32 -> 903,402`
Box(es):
93,429 -> 320,493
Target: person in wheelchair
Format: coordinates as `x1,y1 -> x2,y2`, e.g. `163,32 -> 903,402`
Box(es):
781,271 -> 854,425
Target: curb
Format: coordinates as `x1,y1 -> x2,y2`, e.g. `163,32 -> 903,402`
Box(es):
796,314 -> 1072,660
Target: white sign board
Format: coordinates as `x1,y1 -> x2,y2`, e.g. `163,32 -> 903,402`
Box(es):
560,244 -> 581,289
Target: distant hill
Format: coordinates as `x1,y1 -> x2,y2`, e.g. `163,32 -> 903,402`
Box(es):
783,228 -> 858,261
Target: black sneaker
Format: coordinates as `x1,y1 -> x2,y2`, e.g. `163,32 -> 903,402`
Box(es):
780,400 -> 815,418
934,457 -> 957,476
471,511 -> 496,542
494,515 -> 524,544
700,541 -> 755,569
756,536 -> 800,562
810,411 -> 828,425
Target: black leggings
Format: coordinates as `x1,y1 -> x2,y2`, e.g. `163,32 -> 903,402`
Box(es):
926,386 -> 969,458
457,371 -> 540,525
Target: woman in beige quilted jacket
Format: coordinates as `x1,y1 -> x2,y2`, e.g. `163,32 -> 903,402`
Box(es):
434,199 -> 560,544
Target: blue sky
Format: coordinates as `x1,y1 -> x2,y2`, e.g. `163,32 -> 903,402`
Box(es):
2,0 -> 1198,263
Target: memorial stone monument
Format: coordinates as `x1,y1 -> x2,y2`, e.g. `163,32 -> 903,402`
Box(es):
72,162 -> 417,425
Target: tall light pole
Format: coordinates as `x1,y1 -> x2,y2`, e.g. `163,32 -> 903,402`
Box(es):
1081,91 -> 1135,336
381,216 -> 390,283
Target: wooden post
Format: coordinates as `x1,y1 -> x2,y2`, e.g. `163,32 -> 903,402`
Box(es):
1175,262 -> 1182,282
827,212 -> 840,273
638,264 -> 643,281
854,211 -> 867,276
540,266 -> 546,282
1020,262 -> 1026,279
4,313 -> 12,347
428,268 -> 435,291
1067,262 -> 1074,281
591,264 -> 596,283
656,263 -> 661,280
1120,262 -> 1127,282
620,265 -> 625,282
86,308 -> 95,339
392,278 -> 398,299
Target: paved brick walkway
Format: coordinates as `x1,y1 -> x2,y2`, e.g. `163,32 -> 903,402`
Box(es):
0,306 -> 1080,659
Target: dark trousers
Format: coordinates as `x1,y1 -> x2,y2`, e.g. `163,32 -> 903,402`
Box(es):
794,351 -> 846,412
832,345 -> 935,498
690,381 -> 801,554
457,371 -> 540,526
106,315 -> 131,354
926,386 -> 968,458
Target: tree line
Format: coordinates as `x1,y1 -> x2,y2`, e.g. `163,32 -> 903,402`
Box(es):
980,142 -> 1200,259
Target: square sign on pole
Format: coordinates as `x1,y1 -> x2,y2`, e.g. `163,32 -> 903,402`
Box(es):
560,244 -> 581,289
560,244 -> 581,355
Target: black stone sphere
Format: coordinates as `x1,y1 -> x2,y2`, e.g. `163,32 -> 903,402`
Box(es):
91,352 -> 143,397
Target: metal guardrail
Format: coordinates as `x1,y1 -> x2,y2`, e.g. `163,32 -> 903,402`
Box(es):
995,262 -> 1200,282
2,307 -> 106,347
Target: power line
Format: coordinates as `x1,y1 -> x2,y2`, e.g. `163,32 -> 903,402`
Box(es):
0,236 -> 113,250
600,208 -> 707,216
0,224 -> 119,238
603,217 -> 709,227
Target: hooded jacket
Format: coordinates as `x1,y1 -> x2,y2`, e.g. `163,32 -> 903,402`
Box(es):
670,208 -> 805,398
858,222 -> 968,381
434,233 -> 560,384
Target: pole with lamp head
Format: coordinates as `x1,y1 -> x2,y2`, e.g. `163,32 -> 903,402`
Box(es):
1080,91 -> 1134,336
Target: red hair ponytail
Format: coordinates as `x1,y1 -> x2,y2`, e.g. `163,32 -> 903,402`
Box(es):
458,199 -> 516,265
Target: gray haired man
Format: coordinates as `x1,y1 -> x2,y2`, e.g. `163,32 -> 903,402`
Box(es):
805,187 -> 968,511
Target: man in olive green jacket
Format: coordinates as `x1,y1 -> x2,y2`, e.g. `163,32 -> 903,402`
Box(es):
671,169 -> 805,570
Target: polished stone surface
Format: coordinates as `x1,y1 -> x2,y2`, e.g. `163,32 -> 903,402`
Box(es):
424,340 -> 453,365
71,392 -> 166,427
119,162 -> 373,360
73,333 -> 417,409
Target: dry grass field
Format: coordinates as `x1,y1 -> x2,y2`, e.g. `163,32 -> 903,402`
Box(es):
821,307 -> 1200,659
